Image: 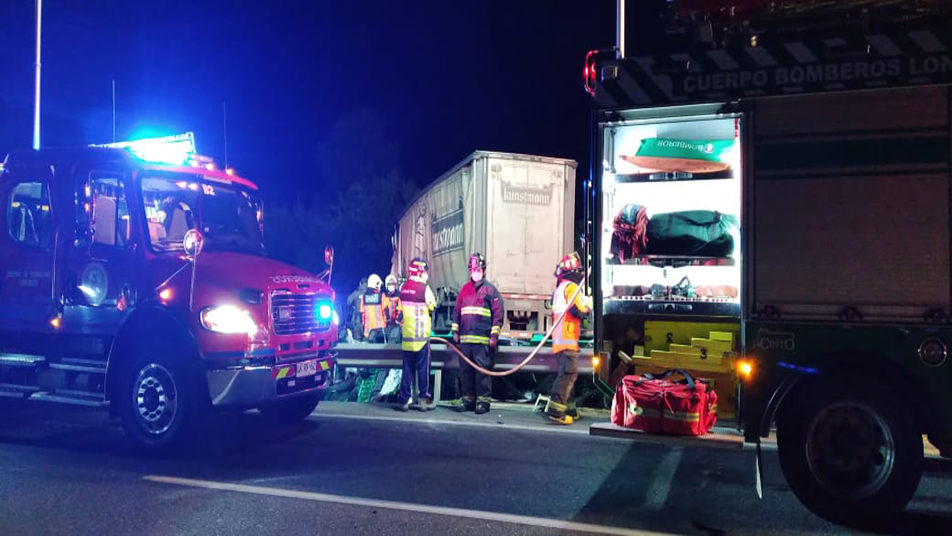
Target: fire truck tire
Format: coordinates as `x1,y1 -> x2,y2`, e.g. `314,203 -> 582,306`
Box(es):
777,380 -> 923,528
118,352 -> 204,451
258,393 -> 322,422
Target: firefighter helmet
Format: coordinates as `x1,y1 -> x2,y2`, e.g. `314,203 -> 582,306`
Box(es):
368,274 -> 383,291
555,252 -> 583,279
469,252 -> 486,272
385,274 -> 398,292
408,258 -> 429,279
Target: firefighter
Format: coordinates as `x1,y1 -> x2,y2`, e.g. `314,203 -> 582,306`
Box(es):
545,252 -> 592,425
360,274 -> 388,343
395,258 -> 438,411
451,253 -> 504,414
346,277 -> 369,341
383,274 -> 402,343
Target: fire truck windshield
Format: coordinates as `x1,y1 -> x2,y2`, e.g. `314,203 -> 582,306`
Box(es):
141,175 -> 265,256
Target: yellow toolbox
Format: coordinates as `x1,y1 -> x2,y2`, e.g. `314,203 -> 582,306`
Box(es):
644,320 -> 740,354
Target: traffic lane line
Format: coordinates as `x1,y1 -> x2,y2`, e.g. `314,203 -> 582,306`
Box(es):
144,475 -> 678,536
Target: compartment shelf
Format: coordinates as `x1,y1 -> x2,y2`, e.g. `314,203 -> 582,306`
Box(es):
606,255 -> 736,267
614,169 -> 736,183
604,297 -> 741,317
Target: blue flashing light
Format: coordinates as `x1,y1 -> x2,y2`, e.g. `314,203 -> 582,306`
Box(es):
317,303 -> 333,320
777,362 -> 819,375
93,132 -> 197,166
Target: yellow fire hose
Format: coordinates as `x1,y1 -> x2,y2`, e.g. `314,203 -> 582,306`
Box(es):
428,282 -> 586,377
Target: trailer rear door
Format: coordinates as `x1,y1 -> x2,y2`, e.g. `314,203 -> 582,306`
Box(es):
486,158 -> 568,296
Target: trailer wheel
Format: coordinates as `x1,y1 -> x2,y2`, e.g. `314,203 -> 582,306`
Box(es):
258,393 -> 322,422
777,381 -> 922,527
118,352 -> 203,452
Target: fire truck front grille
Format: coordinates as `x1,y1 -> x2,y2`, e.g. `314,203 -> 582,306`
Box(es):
271,292 -> 332,336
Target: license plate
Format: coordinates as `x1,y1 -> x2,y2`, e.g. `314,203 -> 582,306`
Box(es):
296,360 -> 317,377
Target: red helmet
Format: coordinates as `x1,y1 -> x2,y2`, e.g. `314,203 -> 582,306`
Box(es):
408,258 -> 429,278
555,252 -> 583,279
469,252 -> 486,272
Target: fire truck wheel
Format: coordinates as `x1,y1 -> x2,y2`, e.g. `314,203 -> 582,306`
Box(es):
777,380 -> 923,528
119,353 -> 201,451
258,393 -> 322,422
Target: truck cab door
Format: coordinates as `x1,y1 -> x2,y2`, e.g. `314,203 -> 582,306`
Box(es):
0,165 -> 57,336
63,168 -> 140,348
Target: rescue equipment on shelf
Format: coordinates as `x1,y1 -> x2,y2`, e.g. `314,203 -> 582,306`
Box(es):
620,138 -> 734,174
645,210 -> 738,257
611,369 -> 718,436
611,204 -> 649,262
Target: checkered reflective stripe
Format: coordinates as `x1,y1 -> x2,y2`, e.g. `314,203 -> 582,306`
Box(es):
595,29 -> 952,108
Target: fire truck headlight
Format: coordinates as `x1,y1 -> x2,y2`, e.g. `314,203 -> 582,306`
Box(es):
317,303 -> 333,321
332,311 -> 340,325
200,305 -> 258,336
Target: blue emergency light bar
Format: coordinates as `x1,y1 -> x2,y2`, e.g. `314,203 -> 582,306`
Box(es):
92,132 -> 197,166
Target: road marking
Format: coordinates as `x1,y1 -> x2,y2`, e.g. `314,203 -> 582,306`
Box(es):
644,447 -> 682,510
311,410 -> 594,436
144,475 -> 676,536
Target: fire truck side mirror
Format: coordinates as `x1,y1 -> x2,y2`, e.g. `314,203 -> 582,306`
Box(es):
184,229 -> 204,259
324,245 -> 334,267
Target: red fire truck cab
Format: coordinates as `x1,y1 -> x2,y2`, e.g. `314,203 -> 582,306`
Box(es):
0,144 -> 338,450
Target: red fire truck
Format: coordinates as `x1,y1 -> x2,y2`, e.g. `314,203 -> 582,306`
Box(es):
0,134 -> 338,450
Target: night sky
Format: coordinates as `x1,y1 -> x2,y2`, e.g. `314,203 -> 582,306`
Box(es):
1,1 -> 618,199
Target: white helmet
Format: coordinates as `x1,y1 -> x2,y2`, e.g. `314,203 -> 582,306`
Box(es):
385,274 -> 397,289
368,274 -> 383,291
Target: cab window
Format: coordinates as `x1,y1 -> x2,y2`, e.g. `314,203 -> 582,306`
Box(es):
6,181 -> 52,248
89,173 -> 131,247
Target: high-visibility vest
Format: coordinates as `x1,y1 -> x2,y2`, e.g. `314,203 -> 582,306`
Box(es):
361,291 -> 387,338
400,279 -> 436,352
552,280 -> 588,354
383,293 -> 402,326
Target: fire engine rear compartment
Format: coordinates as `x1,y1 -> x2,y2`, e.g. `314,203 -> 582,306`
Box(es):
596,85 -> 952,422
596,105 -> 744,419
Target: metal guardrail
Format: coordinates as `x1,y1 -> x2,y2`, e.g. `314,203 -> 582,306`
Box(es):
332,343 -> 596,403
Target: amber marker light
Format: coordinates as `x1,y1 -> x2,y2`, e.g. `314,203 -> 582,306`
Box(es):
737,360 -> 754,379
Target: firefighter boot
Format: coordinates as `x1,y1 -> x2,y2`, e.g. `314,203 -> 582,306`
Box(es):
475,401 -> 491,415
415,398 -> 436,412
548,414 -> 574,425
544,399 -> 574,425
458,397 -> 476,413
394,400 -> 410,412
566,402 -> 581,421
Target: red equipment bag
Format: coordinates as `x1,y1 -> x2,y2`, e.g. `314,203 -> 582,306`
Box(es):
611,369 -> 718,436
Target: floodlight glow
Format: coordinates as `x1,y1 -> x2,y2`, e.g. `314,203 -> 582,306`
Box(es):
318,304 -> 333,320
93,132 -> 197,166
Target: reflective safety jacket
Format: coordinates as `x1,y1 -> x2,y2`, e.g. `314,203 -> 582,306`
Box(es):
552,280 -> 591,354
452,280 -> 504,345
383,291 -> 402,327
360,290 -> 388,339
400,279 -> 437,352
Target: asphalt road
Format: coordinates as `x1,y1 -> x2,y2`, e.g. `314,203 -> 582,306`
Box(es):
2,400 -> 952,536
